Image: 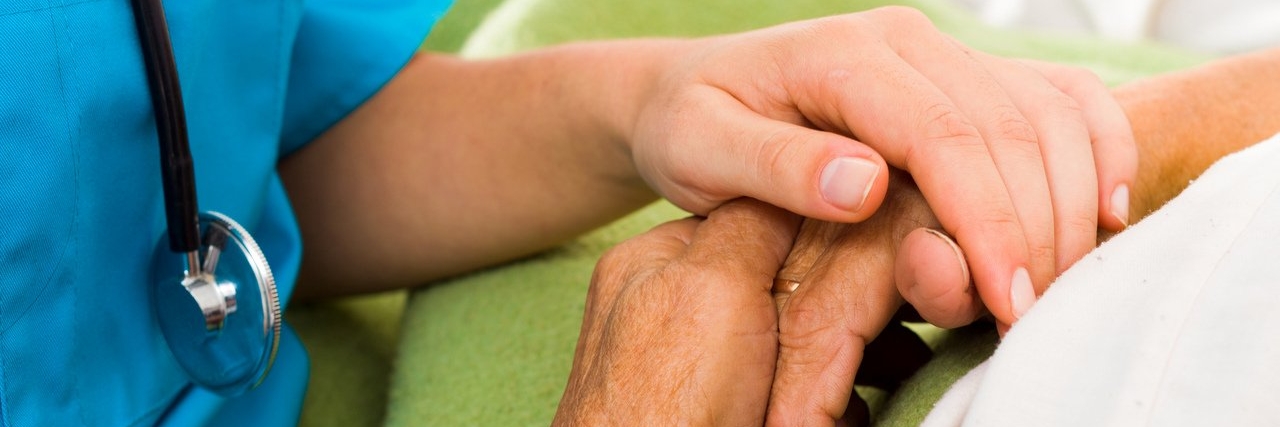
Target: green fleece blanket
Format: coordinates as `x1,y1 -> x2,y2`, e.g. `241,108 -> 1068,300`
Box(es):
288,1 -> 1206,426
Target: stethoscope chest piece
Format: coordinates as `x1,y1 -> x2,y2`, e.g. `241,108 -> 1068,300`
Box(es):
151,211 -> 281,396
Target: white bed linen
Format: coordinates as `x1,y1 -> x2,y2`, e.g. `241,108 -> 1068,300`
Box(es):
951,0 -> 1280,54
923,133 -> 1280,426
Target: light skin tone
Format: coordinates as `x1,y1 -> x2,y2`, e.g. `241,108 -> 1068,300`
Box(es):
554,46 -> 1280,426
278,5 -> 1218,424
282,8 -> 1135,338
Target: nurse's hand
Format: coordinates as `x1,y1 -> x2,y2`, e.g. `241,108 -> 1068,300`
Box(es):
554,199 -> 799,426
629,6 -> 1135,330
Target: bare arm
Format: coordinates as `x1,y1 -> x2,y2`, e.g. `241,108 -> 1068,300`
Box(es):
281,43 -> 682,297
283,9 -> 1139,301
1118,46 -> 1280,219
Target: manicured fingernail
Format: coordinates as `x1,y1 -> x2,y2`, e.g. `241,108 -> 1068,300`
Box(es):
820,157 -> 879,212
1009,267 -> 1035,320
924,228 -> 970,285
1110,184 -> 1130,228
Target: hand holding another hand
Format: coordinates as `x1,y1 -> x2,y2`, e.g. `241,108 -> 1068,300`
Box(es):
555,172 -> 987,427
555,176 -> 986,427
557,6 -> 1147,425
631,6 -> 1134,329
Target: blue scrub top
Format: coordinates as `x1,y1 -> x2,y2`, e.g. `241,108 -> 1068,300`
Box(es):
0,0 -> 451,425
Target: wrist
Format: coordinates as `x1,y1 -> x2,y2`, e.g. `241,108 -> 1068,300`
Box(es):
1115,47 -> 1280,221
552,39 -> 706,190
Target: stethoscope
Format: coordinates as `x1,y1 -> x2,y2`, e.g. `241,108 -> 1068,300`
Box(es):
131,0 -> 281,396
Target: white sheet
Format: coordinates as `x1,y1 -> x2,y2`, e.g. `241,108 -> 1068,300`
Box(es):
923,133 -> 1280,426
951,0 -> 1280,55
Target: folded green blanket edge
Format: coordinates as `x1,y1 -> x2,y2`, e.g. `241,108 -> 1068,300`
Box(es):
291,1 -> 1208,426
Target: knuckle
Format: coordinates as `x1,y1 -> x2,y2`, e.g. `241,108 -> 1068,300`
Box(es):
870,5 -> 933,28
989,209 -> 1025,230
592,222 -> 690,288
1057,213 -> 1099,260
1062,212 -> 1098,237
778,304 -> 841,349
918,102 -> 984,145
968,207 -> 1023,237
753,127 -> 805,187
707,198 -> 767,229
904,103 -> 986,170
595,244 -> 628,269
1036,62 -> 1108,96
806,15 -> 845,34
586,272 -> 623,311
1029,239 -> 1056,263
778,288 -> 875,349
801,15 -> 864,43
1044,92 -> 1087,122
592,246 -> 636,290
989,106 -> 1039,147
821,66 -> 857,91
1060,66 -> 1106,91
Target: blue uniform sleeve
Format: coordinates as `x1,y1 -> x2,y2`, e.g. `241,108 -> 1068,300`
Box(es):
279,0 -> 454,155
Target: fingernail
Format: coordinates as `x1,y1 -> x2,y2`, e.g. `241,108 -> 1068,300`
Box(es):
820,157 -> 879,212
1110,184 -> 1130,228
924,228 -> 970,285
1009,267 -> 1035,320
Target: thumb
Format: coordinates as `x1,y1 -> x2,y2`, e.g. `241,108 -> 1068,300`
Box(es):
650,94 -> 890,223
895,228 -> 985,328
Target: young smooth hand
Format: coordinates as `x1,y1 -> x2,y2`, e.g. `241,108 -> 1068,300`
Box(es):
630,7 -> 1134,330
761,47 -> 1280,426
284,7 -> 1131,307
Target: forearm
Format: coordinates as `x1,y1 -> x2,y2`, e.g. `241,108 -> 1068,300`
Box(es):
282,40 -> 696,297
1118,47 -> 1280,220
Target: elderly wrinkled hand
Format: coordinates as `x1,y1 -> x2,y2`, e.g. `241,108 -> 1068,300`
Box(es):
553,199 -> 800,426
767,170 -> 988,425
553,177 -> 974,426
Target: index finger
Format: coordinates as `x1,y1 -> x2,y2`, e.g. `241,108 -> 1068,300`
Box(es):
767,218 -> 908,425
768,174 -> 939,425
678,198 -> 803,289
785,38 -> 1033,327
773,10 -> 1044,327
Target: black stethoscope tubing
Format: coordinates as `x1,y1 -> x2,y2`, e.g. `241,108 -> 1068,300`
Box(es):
128,0 -> 281,395
130,0 -> 201,266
